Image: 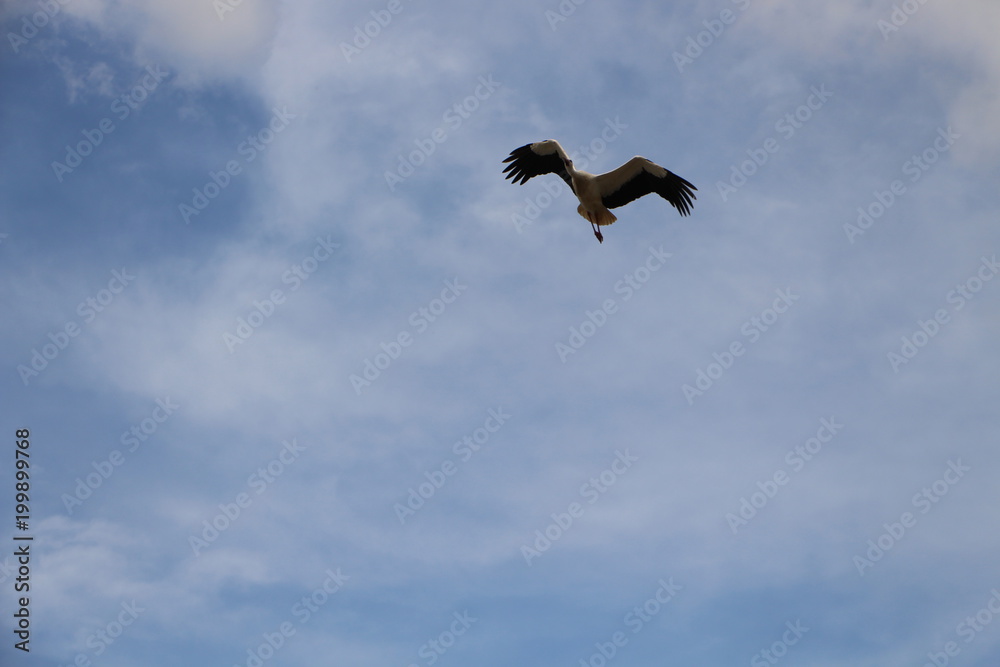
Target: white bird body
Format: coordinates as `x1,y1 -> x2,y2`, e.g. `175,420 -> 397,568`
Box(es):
567,168 -> 616,226
503,139 -> 696,243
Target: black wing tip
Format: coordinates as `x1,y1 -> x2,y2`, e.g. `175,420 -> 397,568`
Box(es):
502,167 -> 530,185
502,143 -> 536,161
676,191 -> 695,216
503,140 -> 558,163
670,173 -> 697,216
501,145 -> 535,184
502,141 -> 562,185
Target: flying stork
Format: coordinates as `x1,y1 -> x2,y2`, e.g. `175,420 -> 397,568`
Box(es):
503,140 -> 696,243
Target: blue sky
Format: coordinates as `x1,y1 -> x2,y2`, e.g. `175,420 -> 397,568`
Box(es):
2,0 -> 1000,665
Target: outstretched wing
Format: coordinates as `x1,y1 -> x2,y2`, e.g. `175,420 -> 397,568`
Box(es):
502,140 -> 574,192
595,157 -> 697,216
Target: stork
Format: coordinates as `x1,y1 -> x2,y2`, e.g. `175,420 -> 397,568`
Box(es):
503,140 -> 696,243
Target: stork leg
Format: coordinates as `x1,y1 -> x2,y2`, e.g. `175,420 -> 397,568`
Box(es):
578,206 -> 604,243
585,211 -> 603,243
590,219 -> 603,243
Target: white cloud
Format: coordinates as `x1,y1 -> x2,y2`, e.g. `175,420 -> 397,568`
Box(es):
735,0 -> 1000,164
57,0 -> 280,85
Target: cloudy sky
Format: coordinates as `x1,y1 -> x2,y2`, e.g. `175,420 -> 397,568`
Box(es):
2,0 -> 1000,665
